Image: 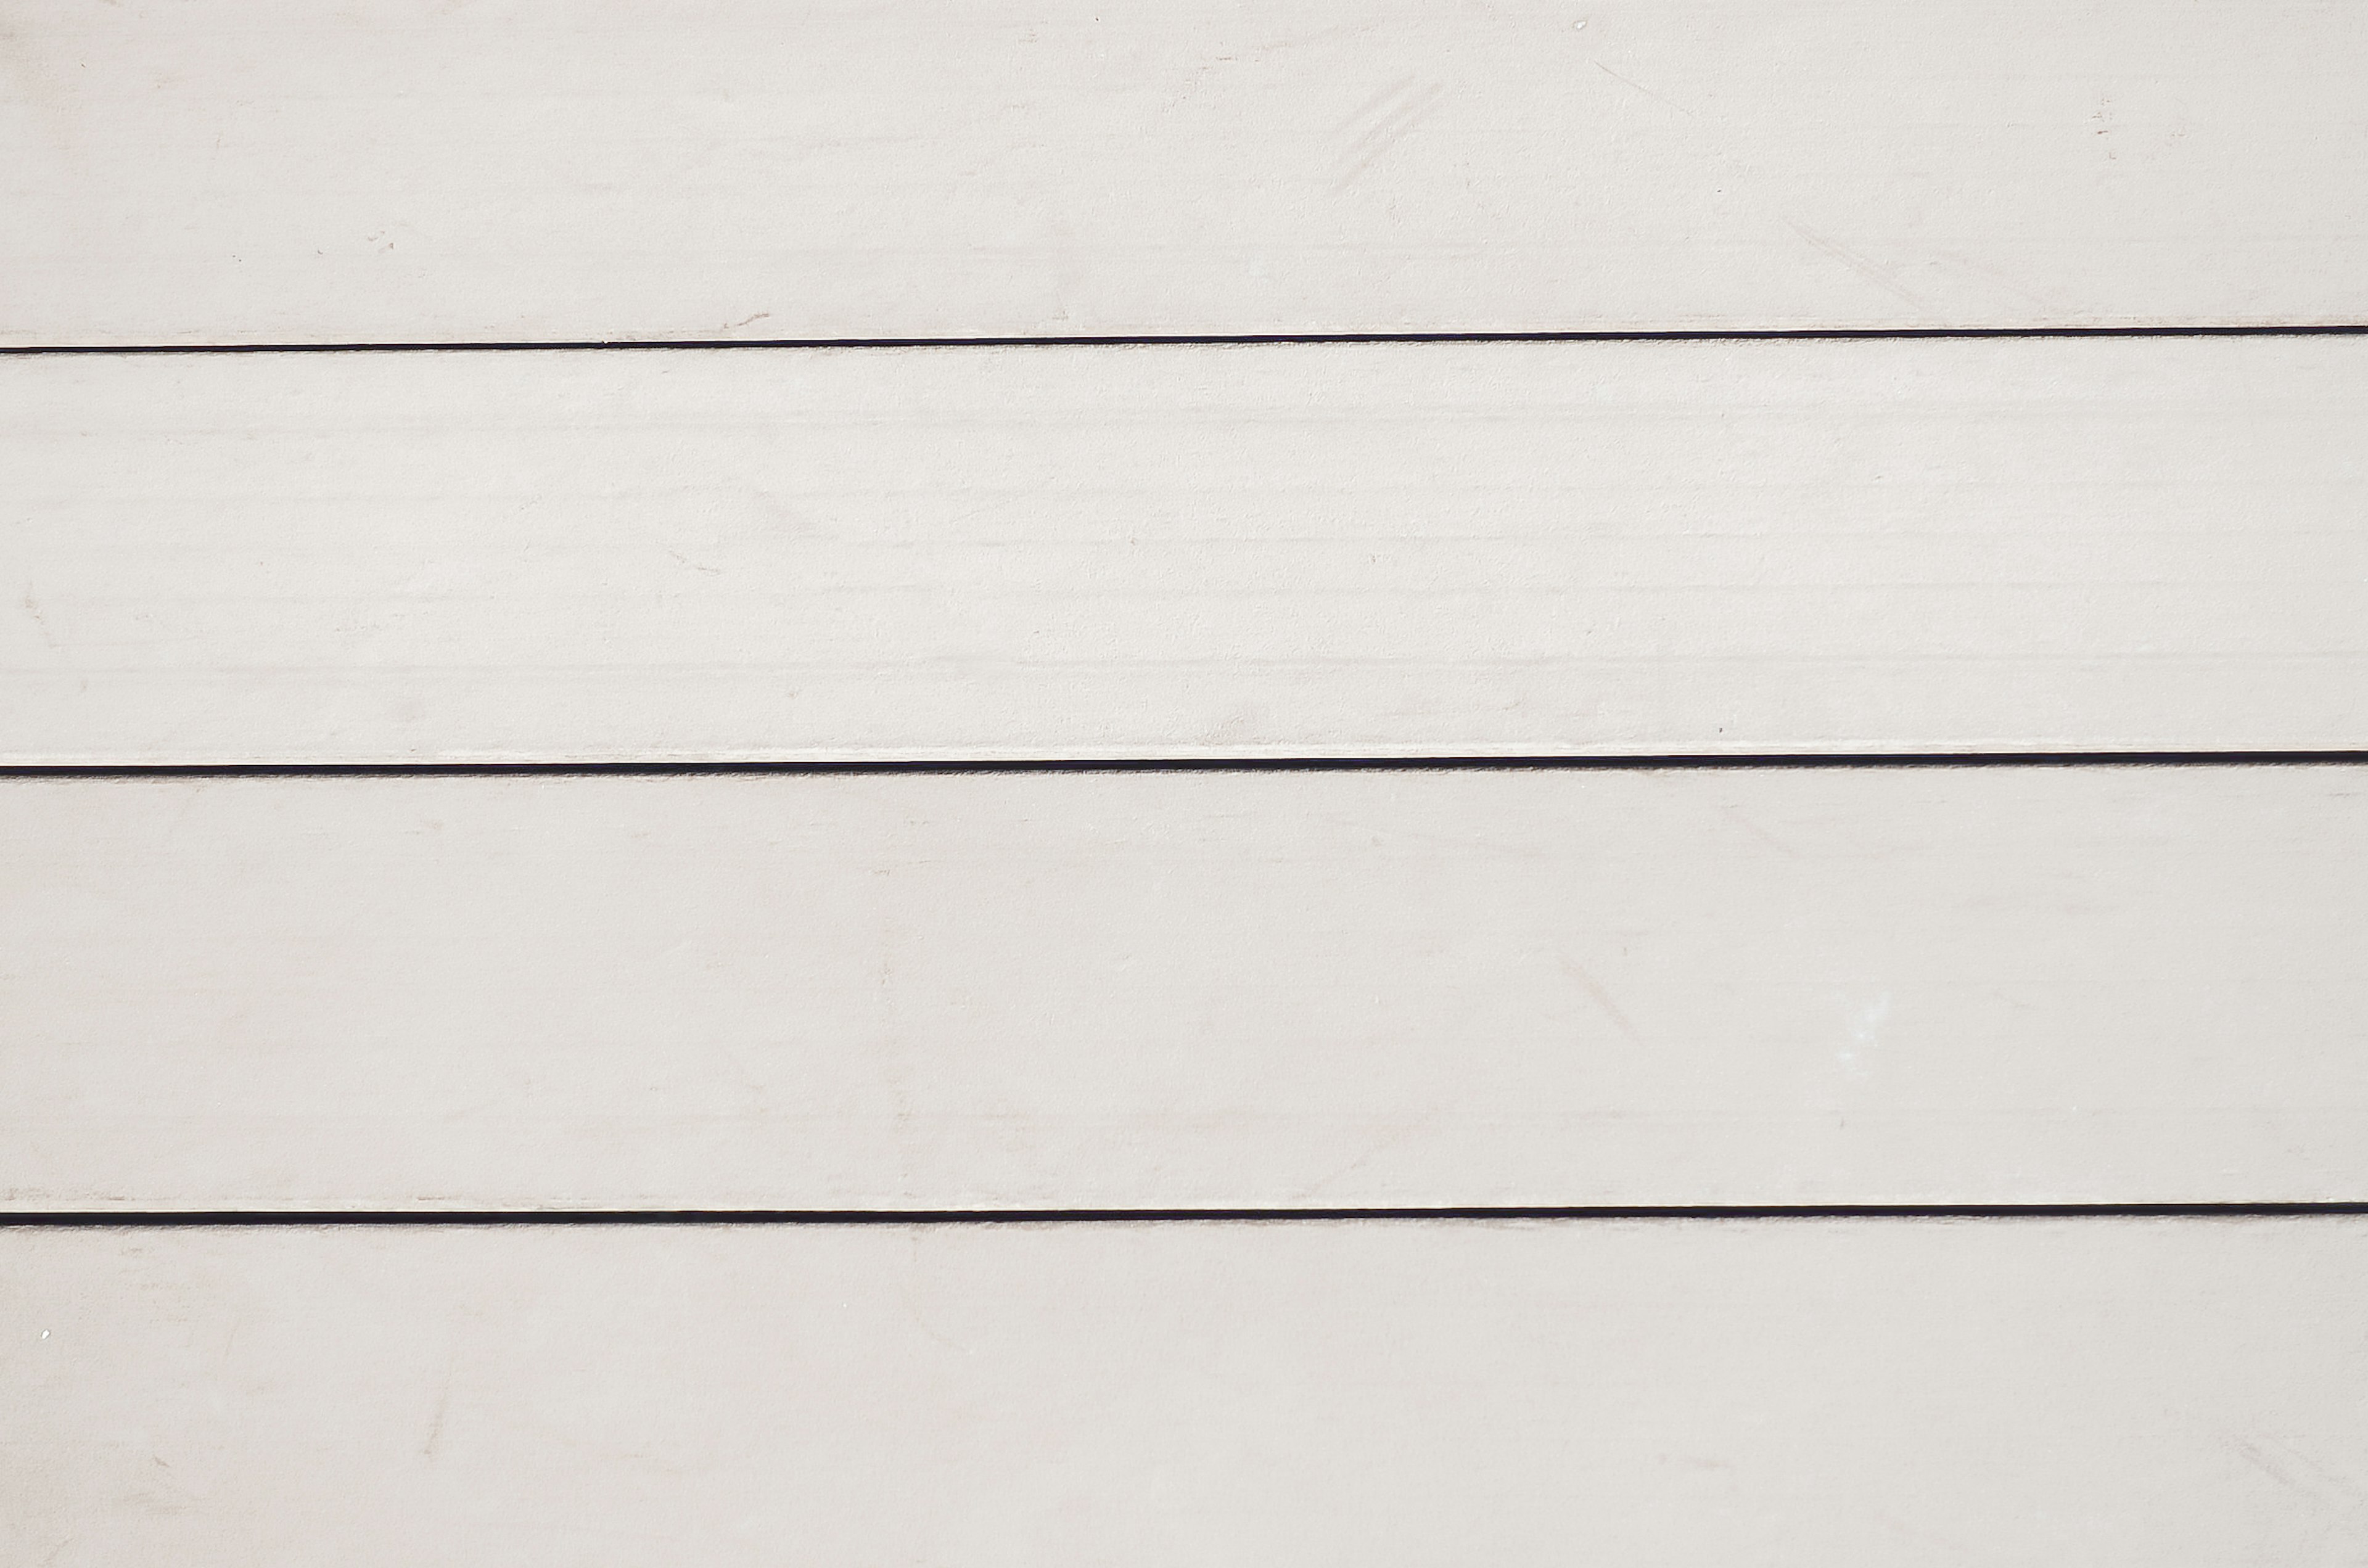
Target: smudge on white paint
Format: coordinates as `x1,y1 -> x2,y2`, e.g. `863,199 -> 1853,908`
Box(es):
1839,995 -> 1890,1078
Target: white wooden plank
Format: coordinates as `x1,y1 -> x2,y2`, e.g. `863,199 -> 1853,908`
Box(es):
6,1 -> 2367,343
5,765 -> 2362,1211
7,1220 -> 2364,1563
8,337 -> 2365,763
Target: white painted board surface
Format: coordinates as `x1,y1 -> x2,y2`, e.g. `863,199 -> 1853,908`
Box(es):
6,765 -> 2362,1211
7,1 -> 2368,343
9,337 -> 2365,763
7,1220 -> 2366,1564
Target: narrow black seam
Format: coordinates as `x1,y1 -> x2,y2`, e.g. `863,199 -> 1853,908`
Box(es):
7,1204 -> 2366,1228
6,752 -> 2365,780
8,325 -> 2368,356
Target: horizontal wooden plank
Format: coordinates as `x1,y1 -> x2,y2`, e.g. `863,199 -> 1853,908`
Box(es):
7,337 -> 2365,763
7,1220 -> 2364,1563
6,765 -> 2362,1210
7,1 -> 2367,343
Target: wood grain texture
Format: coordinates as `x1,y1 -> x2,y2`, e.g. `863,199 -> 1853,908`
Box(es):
6,765 -> 2362,1211
8,1220 -> 2366,1564
9,337 -> 2365,763
6,1 -> 2367,343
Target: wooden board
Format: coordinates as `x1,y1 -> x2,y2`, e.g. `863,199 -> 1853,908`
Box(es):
7,1 -> 2367,343
14,7 -> 2363,1554
7,1220 -> 2366,1564
6,765 -> 2362,1212
9,336 -> 2365,765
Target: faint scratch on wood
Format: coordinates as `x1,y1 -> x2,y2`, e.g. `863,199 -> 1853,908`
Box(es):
1560,955 -> 1645,1046
1785,220 -> 1931,312
1294,1106 -> 1449,1201
1593,61 -> 1693,118
1334,81 -> 1445,190
421,1376 -> 452,1459
1719,805 -> 1799,858
422,1312 -> 471,1460
2230,1436 -> 2368,1513
899,1231 -> 968,1355
1256,20 -> 1379,57
1941,250 -> 2062,313
20,588 -> 59,647
1333,77 -> 1413,135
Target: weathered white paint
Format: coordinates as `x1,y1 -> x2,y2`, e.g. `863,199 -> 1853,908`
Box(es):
7,1 -> 2368,342
7,1220 -> 2364,1564
5,765 -> 2361,1210
8,337 -> 2364,763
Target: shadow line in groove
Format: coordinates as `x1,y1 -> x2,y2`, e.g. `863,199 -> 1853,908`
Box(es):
7,325 -> 2368,356
6,752 -> 2366,780
9,1204 -> 2367,1228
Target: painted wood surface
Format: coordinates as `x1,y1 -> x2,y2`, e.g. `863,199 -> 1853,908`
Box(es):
6,765 -> 2361,1211
8,1220 -> 2366,1564
11,6 -> 2364,1553
9,337 -> 2364,764
7,1 -> 2367,344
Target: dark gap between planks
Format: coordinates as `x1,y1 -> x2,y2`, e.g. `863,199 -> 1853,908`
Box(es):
9,1205 -> 2368,1229
6,752 -> 2367,779
7,325 -> 2368,356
